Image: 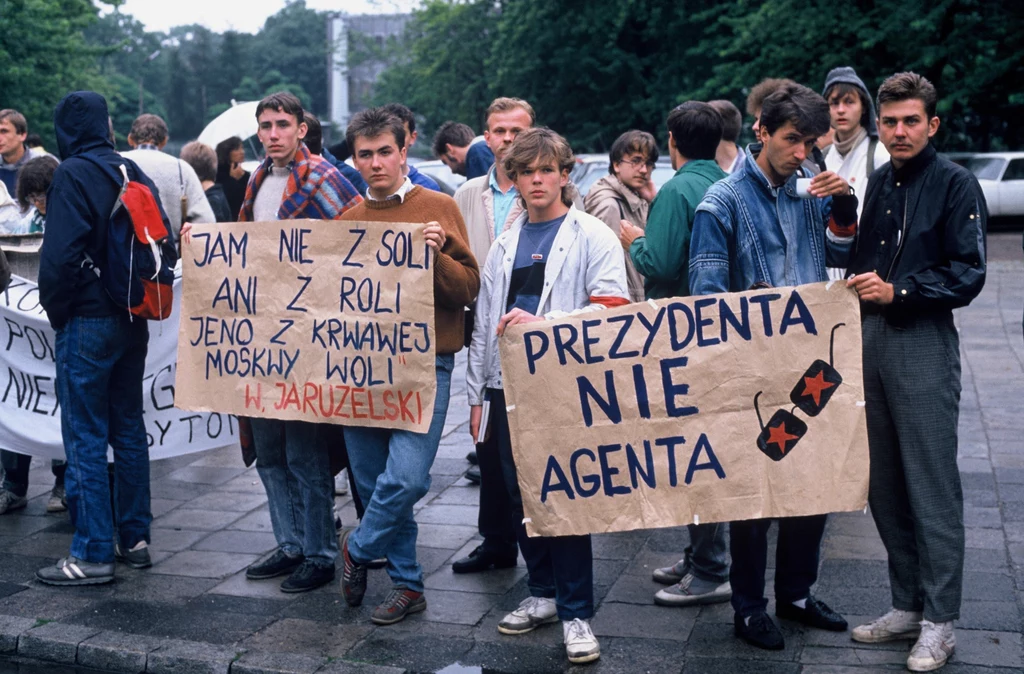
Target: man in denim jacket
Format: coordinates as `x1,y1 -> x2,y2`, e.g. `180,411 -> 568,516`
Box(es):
688,82 -> 858,651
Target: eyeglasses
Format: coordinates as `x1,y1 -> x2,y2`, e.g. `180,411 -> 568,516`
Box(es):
27,193 -> 46,205
621,156 -> 656,169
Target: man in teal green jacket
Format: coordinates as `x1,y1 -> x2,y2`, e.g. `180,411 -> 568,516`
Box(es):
618,101 -> 731,607
621,101 -> 727,299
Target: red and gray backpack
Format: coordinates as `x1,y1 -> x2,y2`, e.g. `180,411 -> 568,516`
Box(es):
80,155 -> 177,320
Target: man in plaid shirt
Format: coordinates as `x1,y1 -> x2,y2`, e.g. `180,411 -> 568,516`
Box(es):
238,91 -> 361,593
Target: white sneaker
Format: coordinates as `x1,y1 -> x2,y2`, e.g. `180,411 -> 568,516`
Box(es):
563,618 -> 600,664
497,596 -> 558,635
851,608 -> 923,643
907,620 -> 955,672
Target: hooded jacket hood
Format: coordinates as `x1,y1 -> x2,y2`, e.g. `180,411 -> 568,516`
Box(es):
822,67 -> 878,138
53,91 -> 114,161
584,173 -> 644,215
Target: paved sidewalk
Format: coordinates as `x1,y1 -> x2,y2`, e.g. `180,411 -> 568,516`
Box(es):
0,236 -> 1021,674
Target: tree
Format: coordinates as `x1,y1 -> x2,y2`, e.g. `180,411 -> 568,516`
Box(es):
0,0 -> 106,150
372,0 -> 496,139
372,0 -> 1024,153
251,1 -> 329,115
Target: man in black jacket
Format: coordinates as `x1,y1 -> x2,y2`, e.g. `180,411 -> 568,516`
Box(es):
846,73 -> 986,673
36,91 -> 173,586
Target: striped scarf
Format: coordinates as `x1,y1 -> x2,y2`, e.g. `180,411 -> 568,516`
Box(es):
239,144 -> 362,221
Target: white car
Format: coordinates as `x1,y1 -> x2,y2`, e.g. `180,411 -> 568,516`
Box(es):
967,152 -> 1024,218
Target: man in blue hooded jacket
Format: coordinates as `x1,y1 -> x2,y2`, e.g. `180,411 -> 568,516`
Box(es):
36,91 -> 174,585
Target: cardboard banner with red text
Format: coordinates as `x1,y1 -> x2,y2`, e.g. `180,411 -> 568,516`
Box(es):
175,220 -> 436,433
499,282 -> 868,537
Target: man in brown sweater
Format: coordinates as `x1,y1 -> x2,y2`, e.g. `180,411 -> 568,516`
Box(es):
338,107 -> 480,625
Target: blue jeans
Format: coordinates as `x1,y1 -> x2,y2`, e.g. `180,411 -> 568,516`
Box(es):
344,354 -> 453,593
491,388 -> 594,621
55,315 -> 150,564
251,418 -> 337,565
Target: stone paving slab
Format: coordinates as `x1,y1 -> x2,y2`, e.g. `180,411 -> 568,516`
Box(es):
0,238 -> 1022,673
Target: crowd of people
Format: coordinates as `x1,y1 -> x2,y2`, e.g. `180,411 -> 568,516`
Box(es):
0,62 -> 988,672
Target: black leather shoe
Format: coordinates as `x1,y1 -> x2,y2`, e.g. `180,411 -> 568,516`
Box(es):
246,549 -> 303,580
452,545 -> 517,574
465,466 -> 481,485
280,559 -> 335,593
735,612 -> 785,650
466,450 -> 478,465
777,596 -> 848,631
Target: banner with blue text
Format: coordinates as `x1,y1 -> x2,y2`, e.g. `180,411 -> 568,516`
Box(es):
175,220 -> 436,433
499,282 -> 868,537
0,273 -> 240,461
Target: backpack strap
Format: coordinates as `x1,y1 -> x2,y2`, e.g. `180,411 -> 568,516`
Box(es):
867,137 -> 879,174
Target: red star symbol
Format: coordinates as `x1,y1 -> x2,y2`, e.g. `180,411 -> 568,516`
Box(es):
801,370 -> 836,406
767,423 -> 799,454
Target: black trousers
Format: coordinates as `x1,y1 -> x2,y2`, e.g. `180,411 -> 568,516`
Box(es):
729,514 -> 827,617
1,450 -> 66,498
475,392 -> 519,556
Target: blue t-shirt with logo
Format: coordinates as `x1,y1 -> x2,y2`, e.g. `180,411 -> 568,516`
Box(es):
506,215 -> 565,315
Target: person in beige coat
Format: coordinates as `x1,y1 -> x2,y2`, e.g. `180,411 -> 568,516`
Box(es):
583,130 -> 658,302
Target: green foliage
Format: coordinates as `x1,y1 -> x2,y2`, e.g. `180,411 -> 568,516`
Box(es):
3,0 -> 329,147
250,1 -> 329,115
4,0 -> 1022,154
375,0 -> 1024,153
372,0 -> 497,135
0,0 -> 106,151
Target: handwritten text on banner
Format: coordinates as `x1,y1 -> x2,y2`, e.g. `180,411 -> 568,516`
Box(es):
175,220 -> 436,433
499,283 -> 869,537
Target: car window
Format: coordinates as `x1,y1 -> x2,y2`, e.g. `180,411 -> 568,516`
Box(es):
573,163 -> 607,197
652,166 -> 675,190
966,157 -> 1007,181
1002,159 -> 1024,181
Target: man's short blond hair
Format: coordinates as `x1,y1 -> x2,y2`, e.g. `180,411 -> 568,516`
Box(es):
484,97 -> 536,129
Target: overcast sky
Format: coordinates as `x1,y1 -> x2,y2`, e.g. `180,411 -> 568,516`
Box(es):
106,0 -> 421,34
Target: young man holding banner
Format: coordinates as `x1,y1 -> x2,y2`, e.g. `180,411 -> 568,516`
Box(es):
689,82 -> 857,650
467,127 -> 628,664
233,92 -> 362,593
338,107 -> 479,625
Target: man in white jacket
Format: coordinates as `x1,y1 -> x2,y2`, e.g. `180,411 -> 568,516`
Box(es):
466,128 -> 628,665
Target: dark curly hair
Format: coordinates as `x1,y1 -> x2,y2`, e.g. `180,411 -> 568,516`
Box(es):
15,156 -> 59,210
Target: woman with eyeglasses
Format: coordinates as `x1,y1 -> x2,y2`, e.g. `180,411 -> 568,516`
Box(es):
13,155 -> 59,234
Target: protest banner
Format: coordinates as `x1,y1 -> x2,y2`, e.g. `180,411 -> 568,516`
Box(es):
0,274 -> 240,461
499,282 -> 869,537
175,220 -> 436,433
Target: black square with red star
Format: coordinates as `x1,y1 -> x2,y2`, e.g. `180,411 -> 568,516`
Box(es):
789,359 -> 843,417
756,409 -> 807,462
